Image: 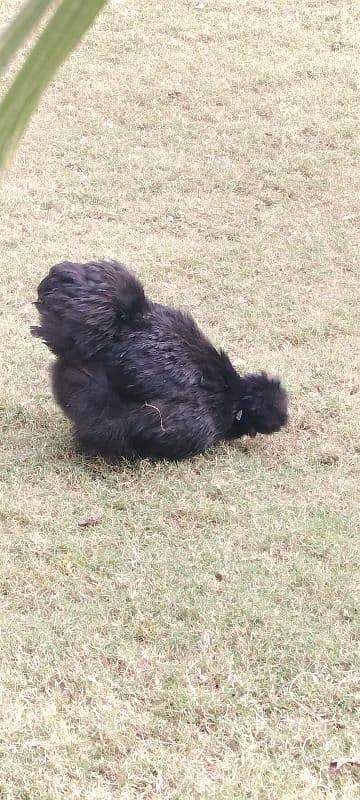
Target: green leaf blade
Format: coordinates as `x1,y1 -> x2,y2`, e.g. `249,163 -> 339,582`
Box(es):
0,0 -> 108,171
0,0 -> 56,75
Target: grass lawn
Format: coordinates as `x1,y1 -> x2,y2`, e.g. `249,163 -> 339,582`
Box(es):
0,1 -> 359,797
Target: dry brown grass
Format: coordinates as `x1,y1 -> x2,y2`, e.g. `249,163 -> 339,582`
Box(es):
0,1 -> 359,798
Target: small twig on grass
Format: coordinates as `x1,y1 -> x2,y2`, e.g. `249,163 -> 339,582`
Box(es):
329,758 -> 360,776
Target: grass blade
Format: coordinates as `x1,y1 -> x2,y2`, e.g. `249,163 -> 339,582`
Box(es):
0,0 -> 56,75
0,0 -> 108,171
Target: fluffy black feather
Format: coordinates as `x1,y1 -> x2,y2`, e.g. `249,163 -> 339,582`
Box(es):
32,260 -> 288,460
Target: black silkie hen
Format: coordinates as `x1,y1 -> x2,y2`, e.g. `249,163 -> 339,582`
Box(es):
31,260 -> 288,460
